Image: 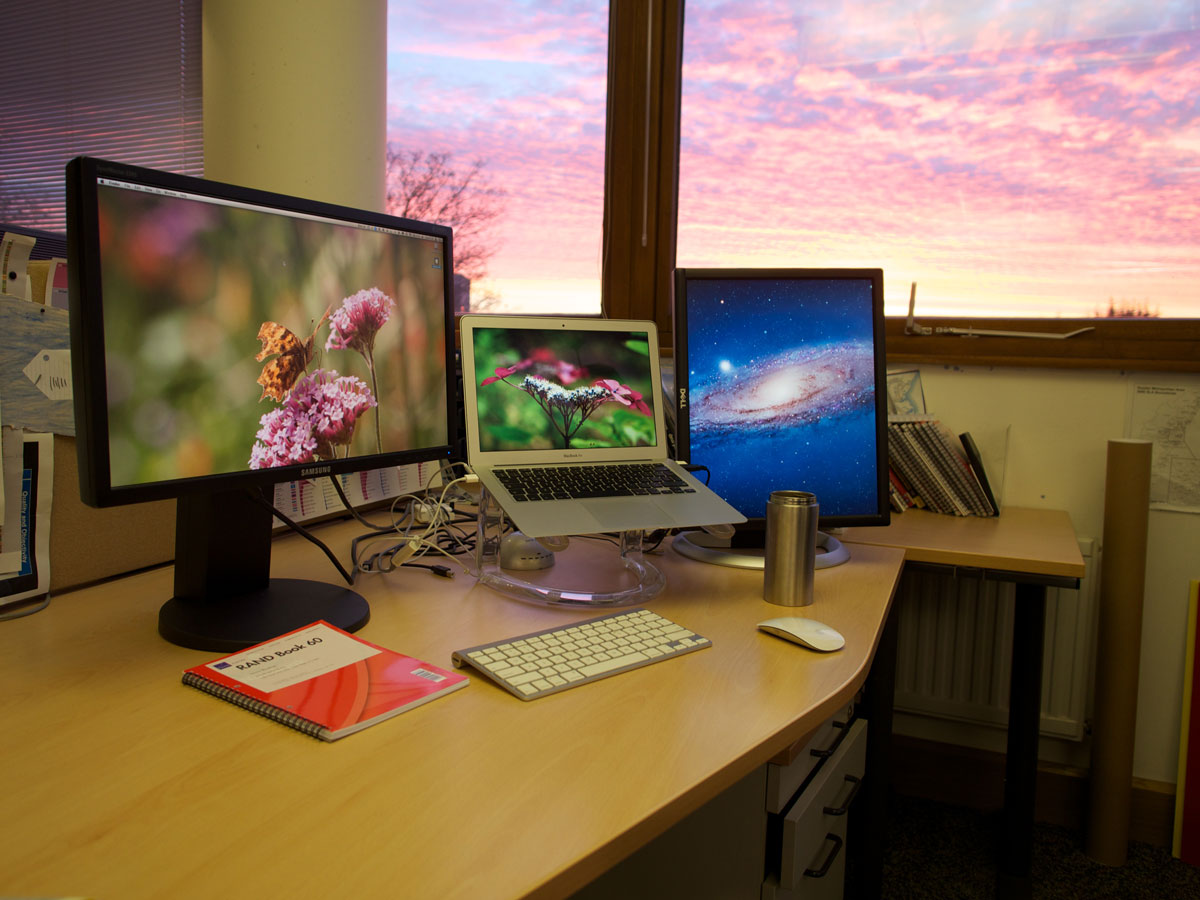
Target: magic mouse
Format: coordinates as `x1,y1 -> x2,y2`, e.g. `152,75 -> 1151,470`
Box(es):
757,617 -> 845,652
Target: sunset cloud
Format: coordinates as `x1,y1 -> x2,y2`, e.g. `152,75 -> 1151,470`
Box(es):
678,1 -> 1200,315
385,0 -> 1199,317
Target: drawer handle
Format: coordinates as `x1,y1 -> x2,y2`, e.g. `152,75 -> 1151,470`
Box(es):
809,720 -> 848,759
803,833 -> 844,878
823,774 -> 863,816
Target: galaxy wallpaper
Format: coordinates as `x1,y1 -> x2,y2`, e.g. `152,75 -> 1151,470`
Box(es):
681,276 -> 883,521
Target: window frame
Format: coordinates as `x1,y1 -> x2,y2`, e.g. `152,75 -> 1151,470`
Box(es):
602,1 -> 1200,372
602,0 -> 683,337
885,317 -> 1200,372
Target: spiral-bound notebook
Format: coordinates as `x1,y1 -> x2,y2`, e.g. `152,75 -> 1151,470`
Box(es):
182,621 -> 468,740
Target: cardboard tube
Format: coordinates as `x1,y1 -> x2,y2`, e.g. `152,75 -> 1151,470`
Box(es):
1086,439 -> 1152,865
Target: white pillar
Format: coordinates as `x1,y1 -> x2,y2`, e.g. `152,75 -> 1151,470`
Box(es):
202,0 -> 386,211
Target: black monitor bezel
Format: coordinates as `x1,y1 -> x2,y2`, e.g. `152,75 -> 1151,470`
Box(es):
67,156 -> 458,510
672,266 -> 891,534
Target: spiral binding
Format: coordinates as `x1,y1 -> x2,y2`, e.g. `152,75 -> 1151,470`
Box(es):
183,672 -> 326,739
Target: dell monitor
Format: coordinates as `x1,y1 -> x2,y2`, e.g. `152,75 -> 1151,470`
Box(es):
672,268 -> 889,568
67,157 -> 456,650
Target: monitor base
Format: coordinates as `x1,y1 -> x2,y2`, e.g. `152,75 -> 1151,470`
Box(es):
672,530 -> 850,570
159,577 -> 370,652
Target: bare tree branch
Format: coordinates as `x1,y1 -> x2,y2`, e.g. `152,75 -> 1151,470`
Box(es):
385,146 -> 505,283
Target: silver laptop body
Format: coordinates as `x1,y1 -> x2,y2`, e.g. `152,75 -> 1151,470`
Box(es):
459,315 -> 745,538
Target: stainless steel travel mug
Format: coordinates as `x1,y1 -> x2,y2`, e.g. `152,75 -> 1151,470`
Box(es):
763,490 -> 819,606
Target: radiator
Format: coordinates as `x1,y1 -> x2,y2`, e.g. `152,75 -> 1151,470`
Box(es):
893,538 -> 1096,741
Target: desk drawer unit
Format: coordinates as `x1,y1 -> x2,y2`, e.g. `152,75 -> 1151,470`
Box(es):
763,718 -> 868,900
765,704 -> 854,814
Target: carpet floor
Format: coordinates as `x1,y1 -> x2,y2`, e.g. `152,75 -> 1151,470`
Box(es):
879,794 -> 1200,899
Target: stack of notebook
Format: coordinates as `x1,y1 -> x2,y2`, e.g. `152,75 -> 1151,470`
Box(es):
887,416 -> 998,516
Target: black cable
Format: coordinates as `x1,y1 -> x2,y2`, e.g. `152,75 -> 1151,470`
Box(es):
328,475 -> 396,533
249,488 -> 356,586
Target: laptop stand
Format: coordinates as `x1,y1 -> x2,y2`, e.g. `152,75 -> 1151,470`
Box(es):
473,487 -> 665,608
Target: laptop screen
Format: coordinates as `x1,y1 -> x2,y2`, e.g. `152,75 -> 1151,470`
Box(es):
468,324 -> 661,453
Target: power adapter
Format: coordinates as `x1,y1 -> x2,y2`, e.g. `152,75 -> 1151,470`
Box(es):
414,499 -> 452,523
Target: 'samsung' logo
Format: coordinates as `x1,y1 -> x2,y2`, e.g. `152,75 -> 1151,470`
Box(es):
301,465 -> 332,477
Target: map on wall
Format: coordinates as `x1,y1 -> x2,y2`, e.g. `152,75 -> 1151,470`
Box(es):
1128,383 -> 1200,513
886,369 -> 926,416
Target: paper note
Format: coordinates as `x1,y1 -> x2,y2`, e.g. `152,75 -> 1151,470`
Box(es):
0,232 -> 35,300
23,348 -> 73,401
0,297 -> 73,435
1128,382 -> 1200,513
887,369 -> 926,415
205,622 -> 379,692
0,432 -> 53,605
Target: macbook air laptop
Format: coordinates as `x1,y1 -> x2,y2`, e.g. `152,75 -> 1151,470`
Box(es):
459,315 -> 745,538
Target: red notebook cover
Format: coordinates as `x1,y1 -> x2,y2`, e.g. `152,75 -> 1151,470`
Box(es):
182,621 -> 468,740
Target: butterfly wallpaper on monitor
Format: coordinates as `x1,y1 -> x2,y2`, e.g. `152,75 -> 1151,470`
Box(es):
255,309 -> 330,402
93,186 -> 448,489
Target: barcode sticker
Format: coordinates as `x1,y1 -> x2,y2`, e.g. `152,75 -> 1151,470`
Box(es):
412,667 -> 446,682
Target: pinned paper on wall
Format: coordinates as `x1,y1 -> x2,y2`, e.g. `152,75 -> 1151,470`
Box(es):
0,430 -> 53,610
0,232 -> 35,301
0,425 -> 20,575
886,369 -> 926,415
0,296 -> 73,435
1127,381 -> 1200,513
22,349 -> 72,402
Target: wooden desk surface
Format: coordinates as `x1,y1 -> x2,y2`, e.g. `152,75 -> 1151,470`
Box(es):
1,521 -> 904,900
840,506 -> 1085,579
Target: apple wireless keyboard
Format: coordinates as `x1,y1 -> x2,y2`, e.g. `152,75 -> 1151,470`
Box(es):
451,608 -> 711,700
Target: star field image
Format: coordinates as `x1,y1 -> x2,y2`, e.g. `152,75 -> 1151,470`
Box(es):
682,277 -> 880,519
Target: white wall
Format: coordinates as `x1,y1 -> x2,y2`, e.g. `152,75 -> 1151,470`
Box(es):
898,363 -> 1200,784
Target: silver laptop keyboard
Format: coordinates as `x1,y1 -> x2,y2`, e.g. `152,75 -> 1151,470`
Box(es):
451,608 -> 711,700
493,462 -> 693,502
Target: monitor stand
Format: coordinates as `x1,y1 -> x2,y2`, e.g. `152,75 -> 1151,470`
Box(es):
672,528 -> 850,570
158,489 -> 370,652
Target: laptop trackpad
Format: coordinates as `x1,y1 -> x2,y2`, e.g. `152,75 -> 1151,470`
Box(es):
588,498 -> 669,532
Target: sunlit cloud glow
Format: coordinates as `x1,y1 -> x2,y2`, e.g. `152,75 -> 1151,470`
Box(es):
678,0 -> 1200,317
385,0 -> 1200,317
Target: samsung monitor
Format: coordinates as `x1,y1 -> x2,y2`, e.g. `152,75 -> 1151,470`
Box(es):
672,268 -> 889,568
67,157 -> 456,650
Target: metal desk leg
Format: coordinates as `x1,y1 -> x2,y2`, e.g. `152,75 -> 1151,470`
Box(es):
997,581 -> 1047,899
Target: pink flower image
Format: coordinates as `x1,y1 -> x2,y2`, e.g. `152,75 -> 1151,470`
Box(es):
323,287 -> 395,452
325,288 -> 395,356
249,369 -> 377,469
481,361 -> 526,386
594,378 -> 651,416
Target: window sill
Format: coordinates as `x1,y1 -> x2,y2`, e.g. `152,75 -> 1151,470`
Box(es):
885,318 -> 1200,373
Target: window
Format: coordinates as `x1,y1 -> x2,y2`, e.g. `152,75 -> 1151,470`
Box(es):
0,1 -> 202,233
385,2 -> 609,315
677,0 -> 1200,322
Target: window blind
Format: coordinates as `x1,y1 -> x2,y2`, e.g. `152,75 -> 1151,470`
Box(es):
0,0 -> 203,233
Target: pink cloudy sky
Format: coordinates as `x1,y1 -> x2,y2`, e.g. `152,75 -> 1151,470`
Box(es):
387,1 -> 1200,317
386,2 -> 608,313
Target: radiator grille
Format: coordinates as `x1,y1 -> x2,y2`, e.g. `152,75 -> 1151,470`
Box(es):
893,539 -> 1095,740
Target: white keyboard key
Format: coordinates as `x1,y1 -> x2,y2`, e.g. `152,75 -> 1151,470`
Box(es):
580,651 -> 650,677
